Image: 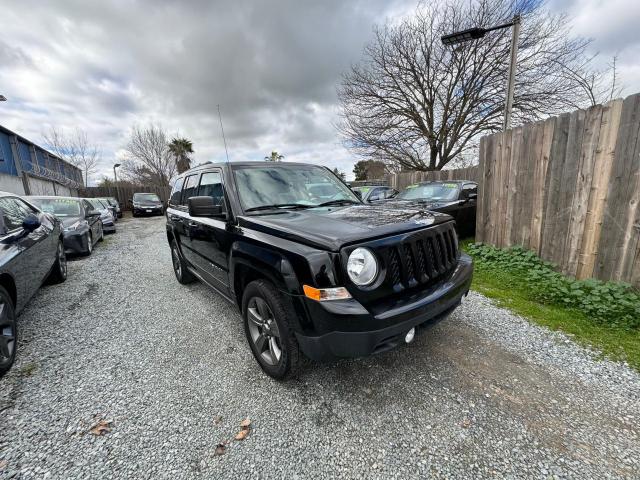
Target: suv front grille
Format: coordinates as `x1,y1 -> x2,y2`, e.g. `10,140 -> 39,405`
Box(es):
384,223 -> 458,290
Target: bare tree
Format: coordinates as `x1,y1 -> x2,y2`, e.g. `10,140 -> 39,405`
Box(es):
338,0 -> 604,171
43,127 -> 100,186
121,124 -> 175,187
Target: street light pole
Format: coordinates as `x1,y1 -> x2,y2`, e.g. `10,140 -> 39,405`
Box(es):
442,15 -> 521,131
113,163 -> 121,207
503,15 -> 520,131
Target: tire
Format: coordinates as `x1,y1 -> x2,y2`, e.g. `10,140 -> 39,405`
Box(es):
171,240 -> 195,284
47,240 -> 67,284
98,223 -> 104,242
242,279 -> 300,379
85,232 -> 93,255
0,285 -> 17,377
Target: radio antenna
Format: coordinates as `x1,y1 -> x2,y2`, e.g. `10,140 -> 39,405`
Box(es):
217,104 -> 230,163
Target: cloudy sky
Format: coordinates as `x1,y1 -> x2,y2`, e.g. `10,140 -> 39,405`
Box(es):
0,0 -> 639,183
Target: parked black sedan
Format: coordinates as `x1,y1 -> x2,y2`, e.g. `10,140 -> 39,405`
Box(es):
27,196 -> 103,255
0,192 -> 67,376
132,193 -> 164,216
386,181 -> 478,237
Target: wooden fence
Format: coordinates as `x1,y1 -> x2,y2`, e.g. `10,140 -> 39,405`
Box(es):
477,93 -> 640,287
79,185 -> 171,210
389,166 -> 479,190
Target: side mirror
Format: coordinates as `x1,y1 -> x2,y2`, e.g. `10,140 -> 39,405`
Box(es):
86,209 -> 102,218
188,196 -> 224,217
22,214 -> 41,232
467,192 -> 478,200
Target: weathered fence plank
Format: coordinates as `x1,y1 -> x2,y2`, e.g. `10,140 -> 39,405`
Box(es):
477,93 -> 639,287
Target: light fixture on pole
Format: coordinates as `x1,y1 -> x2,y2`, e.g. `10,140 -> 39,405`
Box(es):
442,15 -> 521,131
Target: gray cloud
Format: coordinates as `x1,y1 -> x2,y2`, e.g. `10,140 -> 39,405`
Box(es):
0,0 -> 638,183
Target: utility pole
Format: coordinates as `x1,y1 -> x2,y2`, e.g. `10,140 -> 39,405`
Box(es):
114,163 -> 121,206
503,15 -> 521,131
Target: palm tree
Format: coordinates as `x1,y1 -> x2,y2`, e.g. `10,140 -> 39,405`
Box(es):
169,137 -> 194,174
264,151 -> 284,162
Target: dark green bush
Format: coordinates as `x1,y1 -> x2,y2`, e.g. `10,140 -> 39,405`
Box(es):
466,243 -> 640,330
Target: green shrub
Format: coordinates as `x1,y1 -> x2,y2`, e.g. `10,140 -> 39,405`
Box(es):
466,243 -> 640,330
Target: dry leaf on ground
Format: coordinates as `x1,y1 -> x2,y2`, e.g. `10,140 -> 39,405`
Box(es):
89,419 -> 113,436
240,418 -> 251,429
235,429 -> 249,441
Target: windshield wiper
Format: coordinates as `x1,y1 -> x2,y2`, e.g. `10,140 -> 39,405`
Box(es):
244,203 -> 313,212
315,199 -> 360,207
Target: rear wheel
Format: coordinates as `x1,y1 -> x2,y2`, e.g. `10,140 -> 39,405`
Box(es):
0,286 -> 17,377
47,240 -> 67,284
242,280 -> 299,379
171,240 -> 195,284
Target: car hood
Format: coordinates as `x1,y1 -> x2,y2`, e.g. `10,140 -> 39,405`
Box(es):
60,216 -> 84,227
239,204 -> 453,251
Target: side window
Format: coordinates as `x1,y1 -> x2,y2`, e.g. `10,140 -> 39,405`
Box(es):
83,201 -> 93,213
0,198 -> 33,231
198,171 -> 224,206
169,177 -> 185,206
181,174 -> 199,205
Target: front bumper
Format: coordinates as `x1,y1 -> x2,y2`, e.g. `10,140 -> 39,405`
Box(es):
294,253 -> 473,361
63,230 -> 90,254
102,220 -> 116,233
133,205 -> 163,215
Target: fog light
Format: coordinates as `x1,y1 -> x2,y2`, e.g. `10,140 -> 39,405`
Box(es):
405,327 -> 415,344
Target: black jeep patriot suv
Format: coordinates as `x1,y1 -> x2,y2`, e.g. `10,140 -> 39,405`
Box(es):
166,162 -> 473,378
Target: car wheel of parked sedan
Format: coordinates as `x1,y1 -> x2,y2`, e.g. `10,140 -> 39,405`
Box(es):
98,223 -> 104,242
242,280 -> 300,380
85,232 -> 93,255
47,240 -> 67,284
0,286 -> 17,377
171,240 -> 195,284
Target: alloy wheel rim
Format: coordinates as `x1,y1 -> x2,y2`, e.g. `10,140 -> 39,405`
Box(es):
172,247 -> 181,277
247,297 -> 282,366
88,233 -> 93,253
0,302 -> 15,365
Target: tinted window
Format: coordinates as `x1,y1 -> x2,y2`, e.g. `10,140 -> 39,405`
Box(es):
0,197 -> 35,231
133,193 -> 161,202
181,175 -> 199,205
198,172 -> 224,205
170,177 -> 185,206
397,183 -> 460,201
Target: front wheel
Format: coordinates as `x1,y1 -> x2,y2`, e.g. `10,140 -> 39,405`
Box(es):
98,223 -> 104,242
242,280 -> 299,379
47,240 -> 67,284
0,285 -> 17,377
171,240 -> 195,284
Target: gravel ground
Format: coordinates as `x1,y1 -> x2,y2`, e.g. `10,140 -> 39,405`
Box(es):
0,215 -> 638,479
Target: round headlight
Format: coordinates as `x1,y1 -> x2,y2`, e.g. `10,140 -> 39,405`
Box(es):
347,247 -> 378,286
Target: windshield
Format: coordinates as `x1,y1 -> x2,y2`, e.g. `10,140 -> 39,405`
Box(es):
134,193 -> 161,202
30,198 -> 81,217
233,164 -> 359,212
397,182 -> 460,201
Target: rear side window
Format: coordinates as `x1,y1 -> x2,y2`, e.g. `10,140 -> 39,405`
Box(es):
181,174 -> 199,205
198,172 -> 224,205
169,177 -> 185,206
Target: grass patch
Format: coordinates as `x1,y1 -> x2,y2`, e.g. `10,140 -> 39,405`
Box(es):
19,362 -> 38,377
461,239 -> 640,370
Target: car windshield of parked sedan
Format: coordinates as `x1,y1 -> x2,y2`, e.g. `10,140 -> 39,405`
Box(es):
233,165 -> 360,211
397,183 -> 459,201
133,193 -> 160,203
30,198 -> 82,217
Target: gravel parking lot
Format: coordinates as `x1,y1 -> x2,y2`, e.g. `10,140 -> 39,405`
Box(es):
1,215 -> 639,479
